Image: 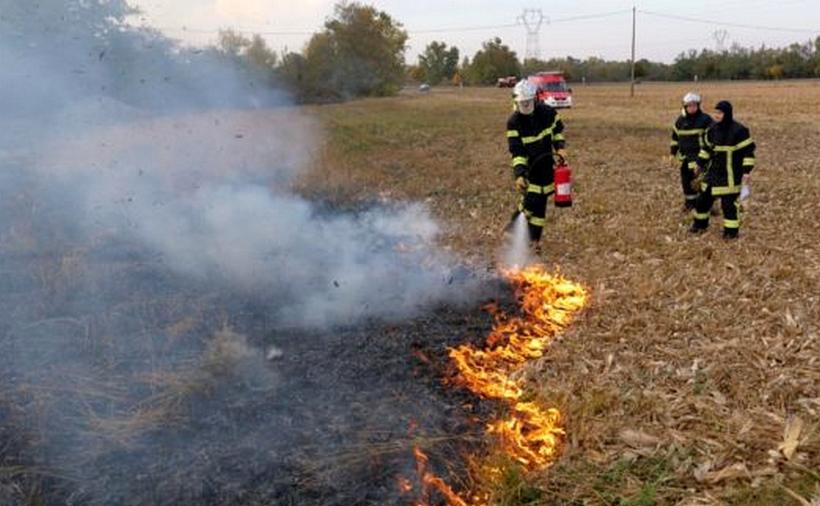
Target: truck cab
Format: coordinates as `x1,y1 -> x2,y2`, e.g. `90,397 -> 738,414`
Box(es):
527,71 -> 572,108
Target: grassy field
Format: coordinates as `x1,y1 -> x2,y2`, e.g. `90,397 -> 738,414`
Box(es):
297,81 -> 820,505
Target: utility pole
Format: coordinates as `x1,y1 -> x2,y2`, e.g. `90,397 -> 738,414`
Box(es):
630,5 -> 636,97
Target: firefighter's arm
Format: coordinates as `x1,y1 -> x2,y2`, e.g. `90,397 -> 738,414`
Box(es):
696,130 -> 714,172
670,127 -> 679,157
507,121 -> 529,180
739,128 -> 756,176
552,115 -> 567,163
508,127 -> 529,193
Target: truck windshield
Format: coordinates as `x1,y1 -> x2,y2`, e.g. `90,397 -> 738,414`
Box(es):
540,82 -> 567,92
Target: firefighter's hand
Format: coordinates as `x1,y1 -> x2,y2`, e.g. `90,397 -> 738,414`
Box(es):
555,149 -> 568,165
515,176 -> 528,194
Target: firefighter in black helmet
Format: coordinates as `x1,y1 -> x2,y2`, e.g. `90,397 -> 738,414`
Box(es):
670,91 -> 713,211
690,100 -> 756,239
506,79 -> 567,254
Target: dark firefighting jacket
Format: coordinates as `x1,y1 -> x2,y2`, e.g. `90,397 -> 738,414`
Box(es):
670,108 -> 713,163
506,103 -> 565,192
697,120 -> 755,195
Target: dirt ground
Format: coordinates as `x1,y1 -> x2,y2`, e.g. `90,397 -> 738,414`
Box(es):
297,81 -> 820,505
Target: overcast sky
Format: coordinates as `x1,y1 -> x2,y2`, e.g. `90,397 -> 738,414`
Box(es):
130,0 -> 820,63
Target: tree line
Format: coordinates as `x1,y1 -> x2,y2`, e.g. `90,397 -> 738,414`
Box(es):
216,2 -> 820,103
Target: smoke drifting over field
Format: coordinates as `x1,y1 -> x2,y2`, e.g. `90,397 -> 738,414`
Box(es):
1,0 -> 476,327
0,2 -> 484,504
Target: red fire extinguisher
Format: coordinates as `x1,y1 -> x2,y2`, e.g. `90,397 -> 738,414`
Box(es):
554,162 -> 572,207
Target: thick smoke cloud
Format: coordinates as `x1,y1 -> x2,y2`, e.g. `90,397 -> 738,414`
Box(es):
2,0 -> 477,328
0,2 -> 484,504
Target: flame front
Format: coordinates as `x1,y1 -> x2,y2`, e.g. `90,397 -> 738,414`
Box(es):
409,446 -> 470,506
450,266 -> 587,471
405,265 -> 587,505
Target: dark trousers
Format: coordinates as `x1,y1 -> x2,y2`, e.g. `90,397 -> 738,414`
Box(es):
692,187 -> 741,237
509,185 -> 553,242
679,160 -> 699,208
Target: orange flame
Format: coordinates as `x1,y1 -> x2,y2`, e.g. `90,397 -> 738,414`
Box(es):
449,266 -> 587,471
398,476 -> 413,494
407,446 -> 469,506
406,265 -> 587,505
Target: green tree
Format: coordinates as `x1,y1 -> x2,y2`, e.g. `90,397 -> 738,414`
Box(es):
418,41 -> 460,85
301,2 -> 408,99
406,64 -> 426,83
246,34 -> 278,69
767,64 -> 785,79
217,29 -> 251,56
303,32 -> 338,100
465,37 -> 521,85
521,58 -> 547,77
217,30 -> 277,70
277,52 -> 308,96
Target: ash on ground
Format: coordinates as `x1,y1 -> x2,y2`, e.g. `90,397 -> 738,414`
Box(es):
0,166 -> 512,506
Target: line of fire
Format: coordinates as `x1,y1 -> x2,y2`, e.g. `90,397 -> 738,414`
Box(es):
400,266 -> 588,505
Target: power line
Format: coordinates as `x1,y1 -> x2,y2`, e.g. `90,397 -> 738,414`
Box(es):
156,26 -> 314,36
152,9 -> 633,38
639,9 -> 820,34
408,22 -> 518,34
548,10 -> 632,24
413,9 -> 631,33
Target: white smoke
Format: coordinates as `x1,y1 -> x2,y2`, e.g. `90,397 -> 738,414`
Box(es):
0,4 -> 484,504
1,0 -> 477,329
501,213 -> 537,268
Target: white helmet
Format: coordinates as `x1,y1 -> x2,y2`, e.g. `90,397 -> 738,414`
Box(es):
513,80 -> 537,114
513,80 -> 537,102
682,91 -> 701,105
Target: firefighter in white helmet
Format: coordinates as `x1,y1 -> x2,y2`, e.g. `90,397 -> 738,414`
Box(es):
505,79 -> 567,254
669,91 -> 713,211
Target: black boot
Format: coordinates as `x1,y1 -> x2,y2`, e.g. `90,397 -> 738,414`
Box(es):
723,229 -> 739,240
689,222 -> 707,234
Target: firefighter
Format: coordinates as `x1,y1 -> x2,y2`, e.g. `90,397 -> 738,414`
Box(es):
670,91 -> 713,211
506,80 -> 567,253
690,100 -> 756,239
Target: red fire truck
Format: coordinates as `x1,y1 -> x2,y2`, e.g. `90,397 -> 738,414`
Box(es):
527,71 -> 573,108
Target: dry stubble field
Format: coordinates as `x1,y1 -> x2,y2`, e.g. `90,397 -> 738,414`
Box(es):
297,81 -> 820,505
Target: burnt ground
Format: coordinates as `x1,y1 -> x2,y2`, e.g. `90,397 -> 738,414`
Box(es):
0,164 -> 512,506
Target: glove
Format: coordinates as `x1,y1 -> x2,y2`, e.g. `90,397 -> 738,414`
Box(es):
740,183 -> 750,201
515,176 -> 528,194
555,149 -> 568,165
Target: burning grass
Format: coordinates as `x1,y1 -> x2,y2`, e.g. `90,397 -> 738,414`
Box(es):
403,266 -> 587,505
301,81 -> 820,505
450,268 -> 586,470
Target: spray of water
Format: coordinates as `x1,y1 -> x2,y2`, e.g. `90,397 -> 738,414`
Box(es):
500,213 -> 536,268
